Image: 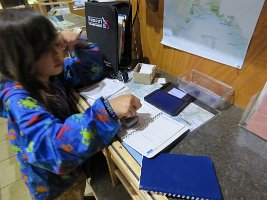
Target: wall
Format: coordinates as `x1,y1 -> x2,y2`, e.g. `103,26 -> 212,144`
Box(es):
130,0 -> 267,109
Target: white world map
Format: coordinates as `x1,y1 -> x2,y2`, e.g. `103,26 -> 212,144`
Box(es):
162,0 -> 264,69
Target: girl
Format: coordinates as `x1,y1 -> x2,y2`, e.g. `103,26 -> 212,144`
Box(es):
0,9 -> 141,200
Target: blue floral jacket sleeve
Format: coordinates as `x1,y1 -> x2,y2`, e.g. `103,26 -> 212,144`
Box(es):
63,41 -> 105,88
1,82 -> 120,174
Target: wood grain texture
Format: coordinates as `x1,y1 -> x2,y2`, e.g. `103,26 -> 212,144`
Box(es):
130,0 -> 267,109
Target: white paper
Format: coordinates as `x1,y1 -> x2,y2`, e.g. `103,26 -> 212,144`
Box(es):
139,64 -> 154,74
79,78 -> 125,104
154,77 -> 167,85
168,88 -> 186,98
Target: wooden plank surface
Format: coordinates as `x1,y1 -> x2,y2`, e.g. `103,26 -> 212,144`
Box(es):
115,170 -> 140,200
109,141 -> 168,200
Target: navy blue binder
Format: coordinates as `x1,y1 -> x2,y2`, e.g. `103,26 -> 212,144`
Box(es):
139,153 -> 223,200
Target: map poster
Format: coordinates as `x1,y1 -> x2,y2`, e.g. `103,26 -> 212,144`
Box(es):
162,0 -> 264,69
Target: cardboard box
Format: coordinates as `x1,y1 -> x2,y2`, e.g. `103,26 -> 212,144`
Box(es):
133,63 -> 156,84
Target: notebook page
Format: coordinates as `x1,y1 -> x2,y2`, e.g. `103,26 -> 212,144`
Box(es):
122,114 -> 186,157
117,101 -> 161,138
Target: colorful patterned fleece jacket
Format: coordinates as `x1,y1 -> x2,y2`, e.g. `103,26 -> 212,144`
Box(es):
0,43 -> 120,199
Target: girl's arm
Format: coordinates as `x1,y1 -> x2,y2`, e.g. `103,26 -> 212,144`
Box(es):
60,30 -> 105,87
63,41 -> 105,88
6,91 -> 119,174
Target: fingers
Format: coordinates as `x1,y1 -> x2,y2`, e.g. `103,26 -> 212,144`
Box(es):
73,27 -> 83,37
60,31 -> 76,43
60,30 -> 82,51
125,110 -> 133,118
129,107 -> 136,117
125,95 -> 142,117
124,108 -> 136,118
109,94 -> 142,118
132,96 -> 142,110
122,103 -> 135,118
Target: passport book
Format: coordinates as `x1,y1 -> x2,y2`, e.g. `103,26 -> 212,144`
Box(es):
139,153 -> 223,200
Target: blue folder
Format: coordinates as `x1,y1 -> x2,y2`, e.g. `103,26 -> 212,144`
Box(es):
139,153 -> 223,200
121,141 -> 142,165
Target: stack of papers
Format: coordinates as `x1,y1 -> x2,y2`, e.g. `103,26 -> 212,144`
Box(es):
79,78 -> 125,105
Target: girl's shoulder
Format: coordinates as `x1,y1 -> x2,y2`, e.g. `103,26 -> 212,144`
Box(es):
0,80 -> 30,117
0,80 -> 29,100
1,80 -> 28,92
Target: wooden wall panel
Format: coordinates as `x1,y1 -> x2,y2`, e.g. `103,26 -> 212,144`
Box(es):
130,0 -> 267,109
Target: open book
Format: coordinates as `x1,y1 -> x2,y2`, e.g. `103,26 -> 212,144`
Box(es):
117,103 -> 189,158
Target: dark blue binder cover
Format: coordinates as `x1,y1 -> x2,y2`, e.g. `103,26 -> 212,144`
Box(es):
139,153 -> 223,200
144,89 -> 189,116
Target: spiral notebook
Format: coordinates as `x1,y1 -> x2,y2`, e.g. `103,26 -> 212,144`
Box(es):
118,112 -> 189,158
139,154 -> 223,200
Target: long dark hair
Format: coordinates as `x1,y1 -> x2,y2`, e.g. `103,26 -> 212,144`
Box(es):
0,9 -> 76,116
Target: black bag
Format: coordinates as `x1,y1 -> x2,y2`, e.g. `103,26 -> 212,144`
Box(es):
85,1 -> 132,74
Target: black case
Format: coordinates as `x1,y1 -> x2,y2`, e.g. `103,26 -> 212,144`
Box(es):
85,1 -> 132,74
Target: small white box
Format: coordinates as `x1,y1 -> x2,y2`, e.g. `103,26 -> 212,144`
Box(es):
133,63 -> 156,85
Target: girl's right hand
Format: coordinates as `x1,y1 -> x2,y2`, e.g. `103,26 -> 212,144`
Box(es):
60,29 -> 86,51
109,94 -> 142,118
